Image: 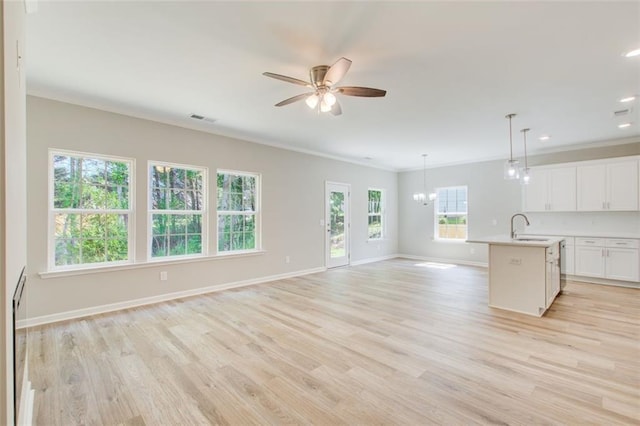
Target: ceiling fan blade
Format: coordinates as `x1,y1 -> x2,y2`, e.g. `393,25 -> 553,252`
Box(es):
323,57 -> 352,86
275,92 -> 314,107
330,99 -> 342,116
263,72 -> 312,88
337,86 -> 387,97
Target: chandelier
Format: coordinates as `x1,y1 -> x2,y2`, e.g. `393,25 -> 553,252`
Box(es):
413,154 -> 437,205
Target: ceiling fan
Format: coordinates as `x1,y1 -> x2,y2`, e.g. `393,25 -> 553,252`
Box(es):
263,57 -> 386,116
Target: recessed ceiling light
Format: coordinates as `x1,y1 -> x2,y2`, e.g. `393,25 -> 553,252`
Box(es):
620,96 -> 636,103
625,48 -> 640,57
618,122 -> 632,128
539,135 -> 550,141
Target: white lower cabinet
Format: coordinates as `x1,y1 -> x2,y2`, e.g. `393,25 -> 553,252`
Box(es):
561,237 -> 575,275
606,245 -> 640,282
574,238 -> 639,282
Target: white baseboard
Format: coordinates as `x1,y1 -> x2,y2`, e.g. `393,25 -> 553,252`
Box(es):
350,254 -> 400,266
564,274 -> 640,289
397,254 -> 488,268
18,266 -> 326,328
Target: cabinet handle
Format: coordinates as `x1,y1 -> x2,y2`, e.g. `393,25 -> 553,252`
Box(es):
602,201 -> 606,209
607,202 -> 610,209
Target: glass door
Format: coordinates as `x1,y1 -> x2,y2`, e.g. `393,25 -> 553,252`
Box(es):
326,182 -> 350,268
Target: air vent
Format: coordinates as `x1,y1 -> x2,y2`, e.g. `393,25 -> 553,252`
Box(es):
189,114 -> 216,123
613,108 -> 631,117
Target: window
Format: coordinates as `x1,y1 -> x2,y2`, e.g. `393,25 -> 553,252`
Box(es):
435,186 -> 468,240
368,189 -> 383,239
217,171 -> 260,253
149,163 -> 206,258
50,151 -> 133,269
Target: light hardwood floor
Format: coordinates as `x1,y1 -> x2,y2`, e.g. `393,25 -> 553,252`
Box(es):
27,259 -> 640,425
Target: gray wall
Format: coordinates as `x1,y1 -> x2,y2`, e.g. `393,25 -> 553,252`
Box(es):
398,143 -> 640,263
26,96 -> 398,319
398,159 -> 522,264
24,95 -> 640,321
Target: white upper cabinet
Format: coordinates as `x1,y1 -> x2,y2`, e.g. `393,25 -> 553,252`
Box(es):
577,160 -> 638,211
608,161 -> 639,210
523,166 -> 576,212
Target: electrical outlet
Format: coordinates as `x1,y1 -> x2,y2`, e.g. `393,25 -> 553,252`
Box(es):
285,256 -> 290,264
160,271 -> 168,281
470,248 -> 475,254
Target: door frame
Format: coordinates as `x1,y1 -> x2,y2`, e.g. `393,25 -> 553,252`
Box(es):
325,181 -> 351,268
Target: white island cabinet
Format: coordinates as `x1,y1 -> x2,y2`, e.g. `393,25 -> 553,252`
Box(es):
469,236 -> 562,317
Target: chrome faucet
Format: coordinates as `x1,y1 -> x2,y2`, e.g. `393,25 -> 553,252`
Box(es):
510,213 -> 530,239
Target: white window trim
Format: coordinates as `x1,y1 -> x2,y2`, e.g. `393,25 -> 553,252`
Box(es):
434,185 -> 468,242
216,169 -> 262,254
39,250 -> 267,279
48,149 -> 136,271
147,160 -> 208,261
367,188 -> 384,241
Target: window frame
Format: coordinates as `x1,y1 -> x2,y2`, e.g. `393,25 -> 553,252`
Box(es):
367,188 -> 384,240
216,169 -> 261,255
48,149 -> 135,271
434,185 -> 468,242
147,161 -> 208,261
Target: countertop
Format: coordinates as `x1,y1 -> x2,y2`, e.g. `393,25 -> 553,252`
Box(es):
519,231 -> 640,239
468,235 -> 564,247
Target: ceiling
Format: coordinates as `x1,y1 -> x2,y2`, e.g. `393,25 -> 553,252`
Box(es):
25,1 -> 640,171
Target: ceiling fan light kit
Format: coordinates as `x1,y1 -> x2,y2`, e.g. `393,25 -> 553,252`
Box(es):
263,57 -> 386,116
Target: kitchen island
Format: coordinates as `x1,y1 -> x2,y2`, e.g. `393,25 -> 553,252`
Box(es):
469,236 -> 564,317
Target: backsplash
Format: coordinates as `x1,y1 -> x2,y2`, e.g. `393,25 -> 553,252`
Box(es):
525,211 -> 640,236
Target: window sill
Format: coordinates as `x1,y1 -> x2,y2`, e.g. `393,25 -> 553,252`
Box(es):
433,238 -> 468,244
39,250 -> 266,279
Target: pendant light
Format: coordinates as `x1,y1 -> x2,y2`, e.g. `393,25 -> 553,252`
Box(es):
413,154 -> 437,205
520,128 -> 531,185
503,113 -> 520,180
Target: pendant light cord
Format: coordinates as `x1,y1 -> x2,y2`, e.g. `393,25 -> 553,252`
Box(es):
506,113 -> 516,161
522,128 -> 529,168
423,154 -> 426,192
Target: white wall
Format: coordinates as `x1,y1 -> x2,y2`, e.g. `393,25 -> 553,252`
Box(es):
2,1 -> 28,423
26,96 -> 398,320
